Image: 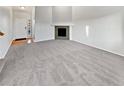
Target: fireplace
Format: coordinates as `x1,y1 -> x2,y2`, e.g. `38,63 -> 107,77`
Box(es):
55,26 -> 69,40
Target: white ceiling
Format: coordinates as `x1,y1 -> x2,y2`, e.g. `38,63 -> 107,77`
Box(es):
12,6 -> 33,14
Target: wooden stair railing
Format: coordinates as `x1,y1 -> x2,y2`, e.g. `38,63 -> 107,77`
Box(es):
0,31 -> 4,37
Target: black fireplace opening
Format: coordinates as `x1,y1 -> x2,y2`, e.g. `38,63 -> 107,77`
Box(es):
58,28 -> 66,37
55,26 -> 69,40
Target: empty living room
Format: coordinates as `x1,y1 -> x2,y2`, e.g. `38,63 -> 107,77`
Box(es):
1,4 -> 124,88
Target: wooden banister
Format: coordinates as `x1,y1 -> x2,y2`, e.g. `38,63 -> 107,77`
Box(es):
0,31 -> 4,36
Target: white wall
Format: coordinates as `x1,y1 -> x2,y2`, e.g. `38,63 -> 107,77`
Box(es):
0,7 -> 13,59
34,6 -> 54,42
72,9 -> 124,56
32,7 -> 36,40
34,6 -> 72,42
72,6 -> 124,21
13,11 -> 32,39
52,6 -> 72,24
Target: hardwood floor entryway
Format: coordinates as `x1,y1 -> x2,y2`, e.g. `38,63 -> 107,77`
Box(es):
12,38 -> 33,46
0,40 -> 124,86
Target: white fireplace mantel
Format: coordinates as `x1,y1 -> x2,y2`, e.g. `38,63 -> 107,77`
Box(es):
51,23 -> 74,26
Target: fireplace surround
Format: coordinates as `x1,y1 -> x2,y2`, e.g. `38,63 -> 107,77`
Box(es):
55,26 -> 69,40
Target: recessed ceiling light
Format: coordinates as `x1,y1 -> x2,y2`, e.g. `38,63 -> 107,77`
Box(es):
20,6 -> 25,10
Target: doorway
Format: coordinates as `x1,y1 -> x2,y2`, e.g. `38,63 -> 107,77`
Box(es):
12,6 -> 35,45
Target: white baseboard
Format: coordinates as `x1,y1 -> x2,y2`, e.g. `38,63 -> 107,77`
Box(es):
34,38 -> 54,42
72,40 -> 124,57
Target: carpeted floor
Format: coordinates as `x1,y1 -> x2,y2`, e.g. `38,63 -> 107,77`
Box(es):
0,40 -> 124,86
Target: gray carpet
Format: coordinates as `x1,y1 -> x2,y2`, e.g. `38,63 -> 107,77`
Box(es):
0,40 -> 124,86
